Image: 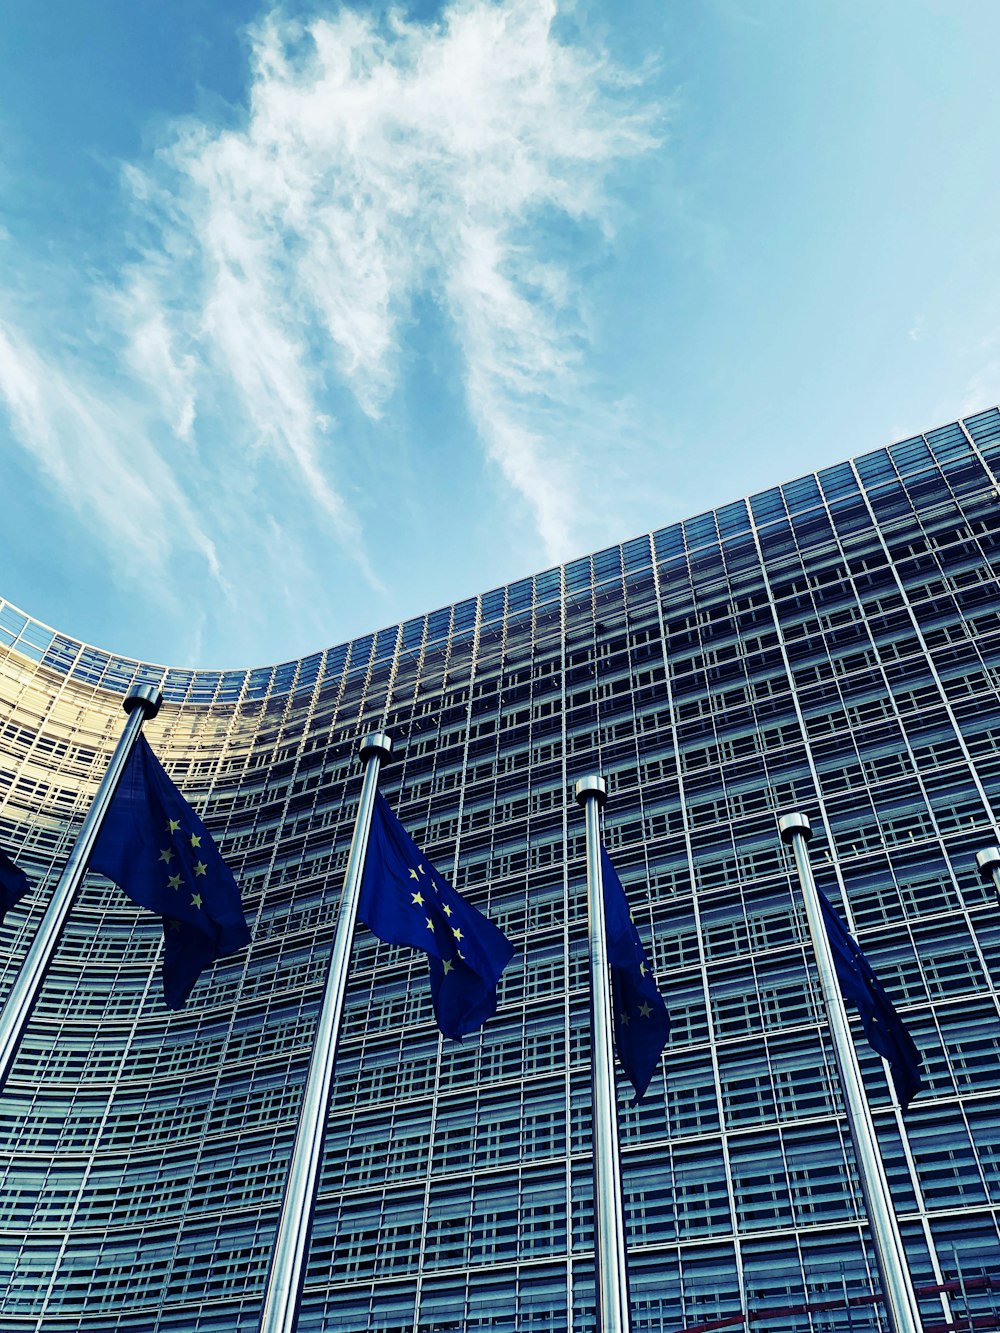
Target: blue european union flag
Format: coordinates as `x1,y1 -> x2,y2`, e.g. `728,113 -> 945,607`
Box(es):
358,792 -> 515,1039
89,736 -> 251,1009
602,847 -> 670,1101
819,888 -> 923,1112
0,846 -> 30,926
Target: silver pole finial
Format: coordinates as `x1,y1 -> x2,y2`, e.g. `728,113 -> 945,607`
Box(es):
123,683 -> 163,717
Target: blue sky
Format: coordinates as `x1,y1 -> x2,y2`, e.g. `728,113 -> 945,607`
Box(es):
2,0 -> 1000,669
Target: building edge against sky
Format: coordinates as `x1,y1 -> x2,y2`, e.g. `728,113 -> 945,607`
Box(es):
0,407 -> 1000,1330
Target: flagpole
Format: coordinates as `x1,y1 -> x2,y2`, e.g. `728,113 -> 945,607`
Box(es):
575,775 -> 632,1333
259,731 -> 392,1333
778,813 -> 922,1333
0,683 -> 162,1092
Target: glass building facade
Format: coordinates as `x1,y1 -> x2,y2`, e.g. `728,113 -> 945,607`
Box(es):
2,409 -> 1000,1332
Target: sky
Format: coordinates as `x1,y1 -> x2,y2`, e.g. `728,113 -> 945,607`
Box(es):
2,0 -> 1000,670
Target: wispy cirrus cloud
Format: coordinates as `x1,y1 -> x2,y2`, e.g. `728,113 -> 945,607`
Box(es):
0,317 -> 221,588
0,0 -> 658,660
121,0 -> 657,557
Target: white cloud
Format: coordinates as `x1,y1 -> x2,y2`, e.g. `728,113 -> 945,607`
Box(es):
120,0 -> 657,563
0,0 -> 658,654
112,271 -> 198,443
0,316 -> 221,592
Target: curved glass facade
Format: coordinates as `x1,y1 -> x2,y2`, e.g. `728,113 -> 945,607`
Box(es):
2,408 -> 1000,1332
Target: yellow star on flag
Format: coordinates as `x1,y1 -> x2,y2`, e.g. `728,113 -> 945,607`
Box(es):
159,848 -> 174,864
194,861 -> 207,877
639,1002 -> 653,1019
411,891 -> 424,906
168,874 -> 182,891
190,833 -> 201,848
191,893 -> 203,910
167,819 -> 181,834
443,960 -> 453,974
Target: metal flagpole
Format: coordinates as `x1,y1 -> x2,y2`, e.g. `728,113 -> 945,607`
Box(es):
259,731 -> 391,1333
779,813 -> 922,1333
0,683 -> 162,1093
575,775 -> 632,1333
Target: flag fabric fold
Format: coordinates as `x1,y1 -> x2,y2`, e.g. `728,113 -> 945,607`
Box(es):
601,847 -> 671,1101
89,736 -> 250,1009
819,888 -> 923,1112
0,847 -> 30,926
358,792 -> 514,1039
